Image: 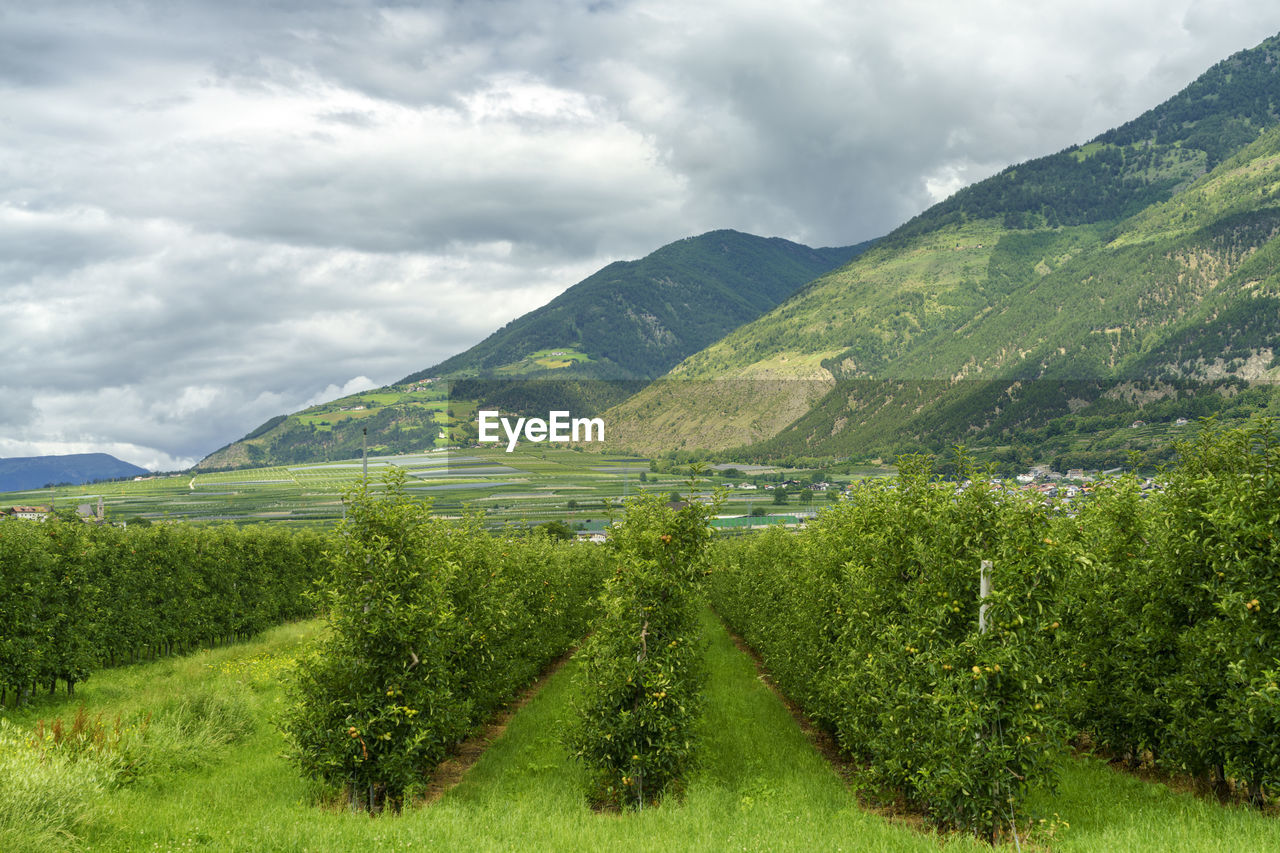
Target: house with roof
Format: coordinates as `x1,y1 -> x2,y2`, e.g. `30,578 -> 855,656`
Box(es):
5,505 -> 51,521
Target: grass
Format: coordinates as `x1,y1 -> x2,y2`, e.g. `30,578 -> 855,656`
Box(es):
1029,753 -> 1280,852
3,612 -> 1277,851
0,622 -> 316,852
0,722 -> 104,853
493,346 -> 595,373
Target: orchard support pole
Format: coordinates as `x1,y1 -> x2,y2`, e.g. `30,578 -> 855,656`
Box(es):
979,559 -> 992,634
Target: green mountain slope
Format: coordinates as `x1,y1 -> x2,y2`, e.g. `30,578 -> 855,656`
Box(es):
607,34 -> 1280,464
402,229 -> 867,382
198,230 -> 864,469
893,33 -> 1280,241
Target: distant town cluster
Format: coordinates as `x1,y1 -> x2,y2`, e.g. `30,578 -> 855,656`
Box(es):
1,496 -> 117,524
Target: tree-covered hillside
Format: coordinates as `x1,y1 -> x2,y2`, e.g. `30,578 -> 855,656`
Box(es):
891,34 -> 1280,241
199,230 -> 864,469
0,453 -> 149,491
607,33 -> 1280,464
403,230 -> 867,382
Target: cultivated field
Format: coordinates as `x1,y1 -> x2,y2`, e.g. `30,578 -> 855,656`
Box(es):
2,421 -> 1277,851
0,447 -> 892,528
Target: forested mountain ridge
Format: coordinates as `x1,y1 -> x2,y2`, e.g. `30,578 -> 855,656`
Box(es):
0,453 -> 149,492
605,34 -> 1280,467
198,230 -> 865,468
401,229 -> 867,382
891,33 -> 1280,241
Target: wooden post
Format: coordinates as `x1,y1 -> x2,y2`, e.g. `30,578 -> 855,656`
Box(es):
979,559 -> 992,633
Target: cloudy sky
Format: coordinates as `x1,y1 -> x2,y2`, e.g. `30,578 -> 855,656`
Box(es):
4,0 -> 1280,470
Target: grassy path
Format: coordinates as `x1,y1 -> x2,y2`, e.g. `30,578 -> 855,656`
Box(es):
3,613 -> 1278,851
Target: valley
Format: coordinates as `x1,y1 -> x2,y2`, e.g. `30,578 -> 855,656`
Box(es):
0,446 -> 894,530
6,22 -> 1280,853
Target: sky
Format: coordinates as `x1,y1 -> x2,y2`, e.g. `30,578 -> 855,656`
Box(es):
4,1 -> 1280,470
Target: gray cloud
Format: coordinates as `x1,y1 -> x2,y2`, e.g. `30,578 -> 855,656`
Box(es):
3,0 -> 1280,467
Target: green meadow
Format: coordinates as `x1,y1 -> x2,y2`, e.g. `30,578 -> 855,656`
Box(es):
493,346 -> 595,373
2,612 -> 1275,851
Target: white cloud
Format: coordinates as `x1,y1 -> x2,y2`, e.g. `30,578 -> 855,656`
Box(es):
3,0 -> 1280,465
304,377 -> 379,409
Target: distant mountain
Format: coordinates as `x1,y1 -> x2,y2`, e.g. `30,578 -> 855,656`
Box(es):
606,33 -> 1280,469
402,229 -> 869,382
890,33 -> 1280,243
197,230 -> 867,469
0,453 -> 149,492
206,34 -> 1280,474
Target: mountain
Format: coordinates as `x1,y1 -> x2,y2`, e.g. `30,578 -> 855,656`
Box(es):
198,230 -> 866,469
0,453 -> 149,493
606,34 -> 1280,469
402,229 -> 868,382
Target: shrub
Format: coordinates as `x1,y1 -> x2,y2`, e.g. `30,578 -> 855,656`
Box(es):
283,469 -> 606,811
568,490 -> 717,808
711,454 -> 1069,839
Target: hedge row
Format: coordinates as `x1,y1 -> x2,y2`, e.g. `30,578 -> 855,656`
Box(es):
0,519 -> 325,708
711,419 -> 1280,834
1061,417 -> 1280,803
566,491 -> 716,809
282,470 -> 610,812
709,455 -> 1069,840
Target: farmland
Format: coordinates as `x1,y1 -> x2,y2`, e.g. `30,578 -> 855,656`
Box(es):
3,613 -> 1277,851
492,346 -> 596,373
0,447 -> 892,529
1,419 -> 1278,851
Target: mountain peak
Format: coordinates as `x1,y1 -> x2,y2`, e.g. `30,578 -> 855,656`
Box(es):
198,230 -> 870,468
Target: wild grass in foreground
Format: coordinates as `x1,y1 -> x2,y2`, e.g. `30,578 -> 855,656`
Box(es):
0,621 -> 316,853
2,615 -> 1277,851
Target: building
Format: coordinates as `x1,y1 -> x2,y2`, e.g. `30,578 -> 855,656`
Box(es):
71,497 -> 107,523
5,505 -> 50,521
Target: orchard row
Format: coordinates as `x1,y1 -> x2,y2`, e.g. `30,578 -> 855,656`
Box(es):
0,521 -> 324,708
279,469 -> 719,813
281,470 -> 613,812
709,417 -> 1279,839
4,419 -> 1274,839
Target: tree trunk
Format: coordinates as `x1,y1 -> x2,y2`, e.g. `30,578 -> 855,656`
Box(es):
1209,763 -> 1230,803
